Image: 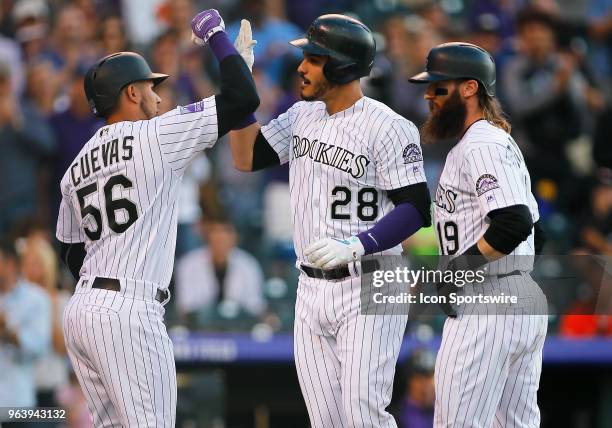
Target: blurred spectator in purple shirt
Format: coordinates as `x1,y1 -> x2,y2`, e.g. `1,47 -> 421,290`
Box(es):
97,15 -> 130,56
150,29 -> 213,106
468,13 -> 505,59
367,14 -> 440,127
48,65 -> 103,218
23,59 -> 59,117
466,12 -> 519,103
467,0 -> 525,39
398,349 -> 435,428
43,5 -> 98,90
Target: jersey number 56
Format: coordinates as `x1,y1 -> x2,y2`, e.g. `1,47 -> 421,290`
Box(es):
76,174 -> 139,241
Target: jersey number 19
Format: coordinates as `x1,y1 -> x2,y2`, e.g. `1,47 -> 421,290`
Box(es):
436,220 -> 459,255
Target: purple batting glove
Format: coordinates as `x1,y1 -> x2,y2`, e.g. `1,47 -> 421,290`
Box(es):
191,9 -> 225,44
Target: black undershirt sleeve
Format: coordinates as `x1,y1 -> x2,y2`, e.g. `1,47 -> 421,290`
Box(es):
252,130 -> 281,171
484,204 -> 533,255
60,241 -> 86,281
215,55 -> 260,137
450,205 -> 539,272
386,182 -> 432,227
533,220 -> 546,255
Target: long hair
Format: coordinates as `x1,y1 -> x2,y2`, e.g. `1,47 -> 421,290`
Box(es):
20,237 -> 59,292
477,85 -> 511,133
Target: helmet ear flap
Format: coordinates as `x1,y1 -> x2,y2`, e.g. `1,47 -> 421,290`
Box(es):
323,57 -> 359,84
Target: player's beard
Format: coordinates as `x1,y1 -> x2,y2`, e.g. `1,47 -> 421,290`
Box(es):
301,79 -> 332,102
421,89 -> 467,144
140,99 -> 158,119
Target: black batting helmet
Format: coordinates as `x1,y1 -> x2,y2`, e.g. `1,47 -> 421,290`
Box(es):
84,52 -> 169,117
290,14 -> 376,84
409,42 -> 496,96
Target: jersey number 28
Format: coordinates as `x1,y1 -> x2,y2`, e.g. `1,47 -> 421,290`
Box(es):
76,174 -> 139,241
331,186 -> 378,221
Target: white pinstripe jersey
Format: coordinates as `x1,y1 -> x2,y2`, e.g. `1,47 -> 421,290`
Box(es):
56,97 -> 218,290
261,96 -> 427,263
434,120 -> 539,273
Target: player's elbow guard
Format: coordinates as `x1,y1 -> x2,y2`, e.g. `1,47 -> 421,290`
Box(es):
484,205 -> 533,254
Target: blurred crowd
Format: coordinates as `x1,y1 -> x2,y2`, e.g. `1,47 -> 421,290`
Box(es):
1,0 -> 612,425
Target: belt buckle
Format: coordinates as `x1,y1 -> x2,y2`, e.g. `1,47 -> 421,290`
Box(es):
323,267 -> 348,282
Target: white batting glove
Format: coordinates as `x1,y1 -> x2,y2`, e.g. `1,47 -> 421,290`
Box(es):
233,19 -> 257,72
304,237 -> 365,270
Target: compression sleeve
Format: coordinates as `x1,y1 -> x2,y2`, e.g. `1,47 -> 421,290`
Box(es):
252,130 -> 281,171
484,204 -> 534,255
60,241 -> 86,280
215,55 -> 260,136
356,183 -> 431,255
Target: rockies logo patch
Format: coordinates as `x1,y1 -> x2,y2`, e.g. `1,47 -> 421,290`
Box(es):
179,100 -> 205,114
476,174 -> 500,196
402,143 -> 423,164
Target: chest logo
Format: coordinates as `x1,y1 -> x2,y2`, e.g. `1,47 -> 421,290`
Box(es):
292,135 -> 370,179
476,174 -> 500,196
402,143 -> 423,164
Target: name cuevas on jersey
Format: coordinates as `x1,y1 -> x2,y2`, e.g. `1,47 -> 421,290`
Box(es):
70,136 -> 134,187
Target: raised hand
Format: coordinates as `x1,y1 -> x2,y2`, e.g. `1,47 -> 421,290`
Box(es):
190,9 -> 225,46
234,19 -> 257,72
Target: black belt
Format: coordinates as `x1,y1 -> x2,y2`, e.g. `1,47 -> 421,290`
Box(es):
300,260 -> 380,281
91,277 -> 168,304
495,270 -> 522,279
300,264 -> 352,280
301,264 -> 522,282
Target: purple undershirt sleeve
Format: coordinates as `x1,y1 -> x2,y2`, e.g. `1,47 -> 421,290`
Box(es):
208,31 -> 239,63
357,202 -> 424,255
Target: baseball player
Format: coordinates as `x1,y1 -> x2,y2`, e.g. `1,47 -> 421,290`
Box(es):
229,14 -> 432,428
409,42 -> 548,427
55,10 -> 258,427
